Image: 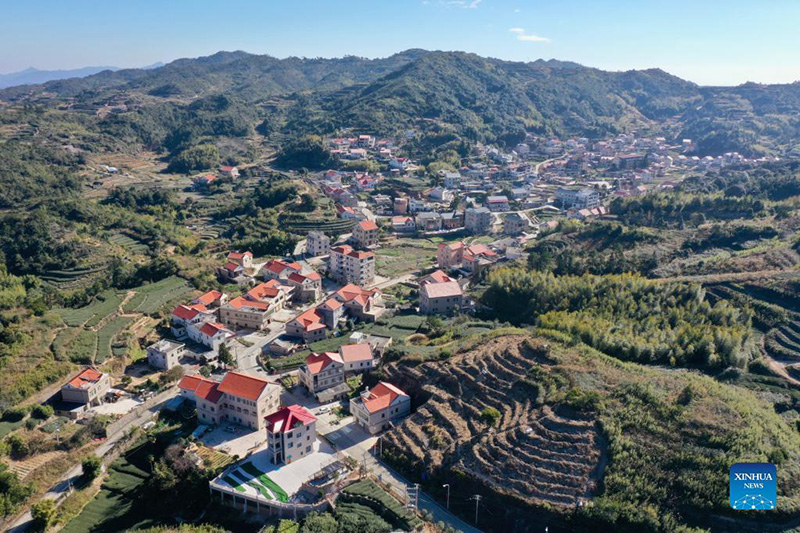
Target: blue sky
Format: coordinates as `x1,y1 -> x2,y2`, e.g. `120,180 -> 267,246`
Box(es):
2,0 -> 799,85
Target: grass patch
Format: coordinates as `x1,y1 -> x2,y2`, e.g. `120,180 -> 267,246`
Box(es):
239,462 -> 288,502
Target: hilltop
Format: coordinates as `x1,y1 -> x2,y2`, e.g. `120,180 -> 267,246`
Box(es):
2,49 -> 800,157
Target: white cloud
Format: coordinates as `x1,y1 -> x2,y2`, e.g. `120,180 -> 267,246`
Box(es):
509,27 -> 550,43
447,0 -> 482,8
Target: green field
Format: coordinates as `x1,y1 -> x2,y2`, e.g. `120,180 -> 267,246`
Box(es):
97,316 -> 135,363
61,445 -> 151,533
123,276 -> 193,315
109,233 -> 149,255
57,290 -> 123,328
66,329 -> 99,364
52,327 -> 79,361
339,480 -> 422,531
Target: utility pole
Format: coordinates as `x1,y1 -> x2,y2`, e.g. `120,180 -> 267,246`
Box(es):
442,484 -> 450,510
470,494 -> 482,525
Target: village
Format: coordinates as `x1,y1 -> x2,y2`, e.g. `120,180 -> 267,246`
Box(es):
30,127 -> 785,530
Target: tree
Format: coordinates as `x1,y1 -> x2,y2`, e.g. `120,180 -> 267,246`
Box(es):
81,455 -> 103,481
160,365 -> 185,386
218,344 -> 236,368
199,365 -> 212,377
480,407 -> 501,426
30,405 -> 53,420
300,512 -> 337,533
30,499 -> 56,531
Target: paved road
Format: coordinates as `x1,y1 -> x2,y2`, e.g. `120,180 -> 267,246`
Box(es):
316,411 -> 481,533
7,390 -> 177,532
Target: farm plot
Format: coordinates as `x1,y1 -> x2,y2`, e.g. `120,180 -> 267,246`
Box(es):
40,263 -> 109,291
97,316 -> 135,363
383,335 -> 603,509
61,445 -> 151,533
108,233 -> 149,255
123,277 -> 193,315
65,329 -> 99,364
339,480 -> 422,531
57,290 -> 123,328
52,327 -> 80,361
375,239 -> 438,278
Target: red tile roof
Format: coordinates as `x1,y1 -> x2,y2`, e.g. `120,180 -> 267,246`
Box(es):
224,261 -> 243,272
335,284 -> 379,304
194,290 -> 223,306
66,367 -> 104,389
199,322 -> 230,337
247,283 -> 282,302
339,343 -> 373,363
420,270 -> 452,285
357,220 -> 379,231
172,303 -> 209,321
178,374 -> 215,393
361,382 -> 408,414
227,251 -> 252,261
292,309 -> 326,331
305,352 -> 343,375
217,371 -> 273,401
227,296 -> 270,311
265,405 -> 316,434
195,380 -> 223,403
319,298 -> 342,311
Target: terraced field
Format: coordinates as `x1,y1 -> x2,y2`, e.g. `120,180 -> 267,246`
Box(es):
122,276 -> 193,315
97,316 -> 136,363
383,336 -> 604,509
40,263 -> 109,291
109,233 -> 149,255
57,290 -> 124,327
766,321 -> 800,361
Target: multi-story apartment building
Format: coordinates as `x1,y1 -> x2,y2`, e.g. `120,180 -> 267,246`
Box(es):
464,207 -> 492,234
555,187 -> 600,209
306,231 -> 331,257
329,245 -> 376,286
503,212 -> 531,235
350,382 -> 411,435
146,339 -> 185,370
339,343 -> 375,373
219,297 -> 272,331
420,280 -> 464,315
352,220 -> 379,249
60,367 -> 111,407
334,284 -> 383,322
265,405 -> 317,465
298,352 -> 348,402
286,271 -> 322,303
486,195 -> 510,212
179,371 -> 281,431
286,308 -> 328,343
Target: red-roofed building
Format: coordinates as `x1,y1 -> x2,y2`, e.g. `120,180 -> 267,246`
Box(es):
219,165 -> 240,178
261,259 -> 302,281
317,298 -> 345,328
333,284 -> 383,322
171,303 -> 215,340
61,367 -> 110,407
192,290 -> 227,308
350,382 -> 410,434
287,308 -> 328,343
286,271 -> 322,303
195,322 -> 234,351
298,352 -> 348,402
265,405 -> 317,464
353,220 -> 379,249
419,270 -> 453,286
219,296 -> 273,331
180,371 -> 280,431
227,251 -> 253,269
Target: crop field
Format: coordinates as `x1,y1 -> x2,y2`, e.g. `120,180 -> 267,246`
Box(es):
108,233 -> 149,255
52,327 -> 79,361
40,263 -> 109,291
97,316 -> 135,363
376,239 -> 437,278
123,276 -> 193,315
339,480 -> 422,531
61,445 -> 151,533
66,329 -> 99,364
383,336 -> 603,509
57,290 -> 123,328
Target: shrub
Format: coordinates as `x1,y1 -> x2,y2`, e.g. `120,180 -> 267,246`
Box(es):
479,407 -> 501,426
82,454 -> 103,481
30,404 -> 54,420
31,499 -> 56,531
2,406 -> 28,422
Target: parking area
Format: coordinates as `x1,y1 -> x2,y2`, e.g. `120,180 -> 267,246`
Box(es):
199,424 -> 265,457
89,396 -> 143,416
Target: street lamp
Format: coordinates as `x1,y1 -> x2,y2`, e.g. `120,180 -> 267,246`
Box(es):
442,484 -> 450,510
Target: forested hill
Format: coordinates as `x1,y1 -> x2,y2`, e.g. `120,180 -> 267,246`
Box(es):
3,49 -> 800,156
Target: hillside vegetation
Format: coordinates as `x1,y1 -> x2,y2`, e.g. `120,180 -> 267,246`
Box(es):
383,334 -> 800,532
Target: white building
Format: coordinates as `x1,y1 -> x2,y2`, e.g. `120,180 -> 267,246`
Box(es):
146,339 -> 186,370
